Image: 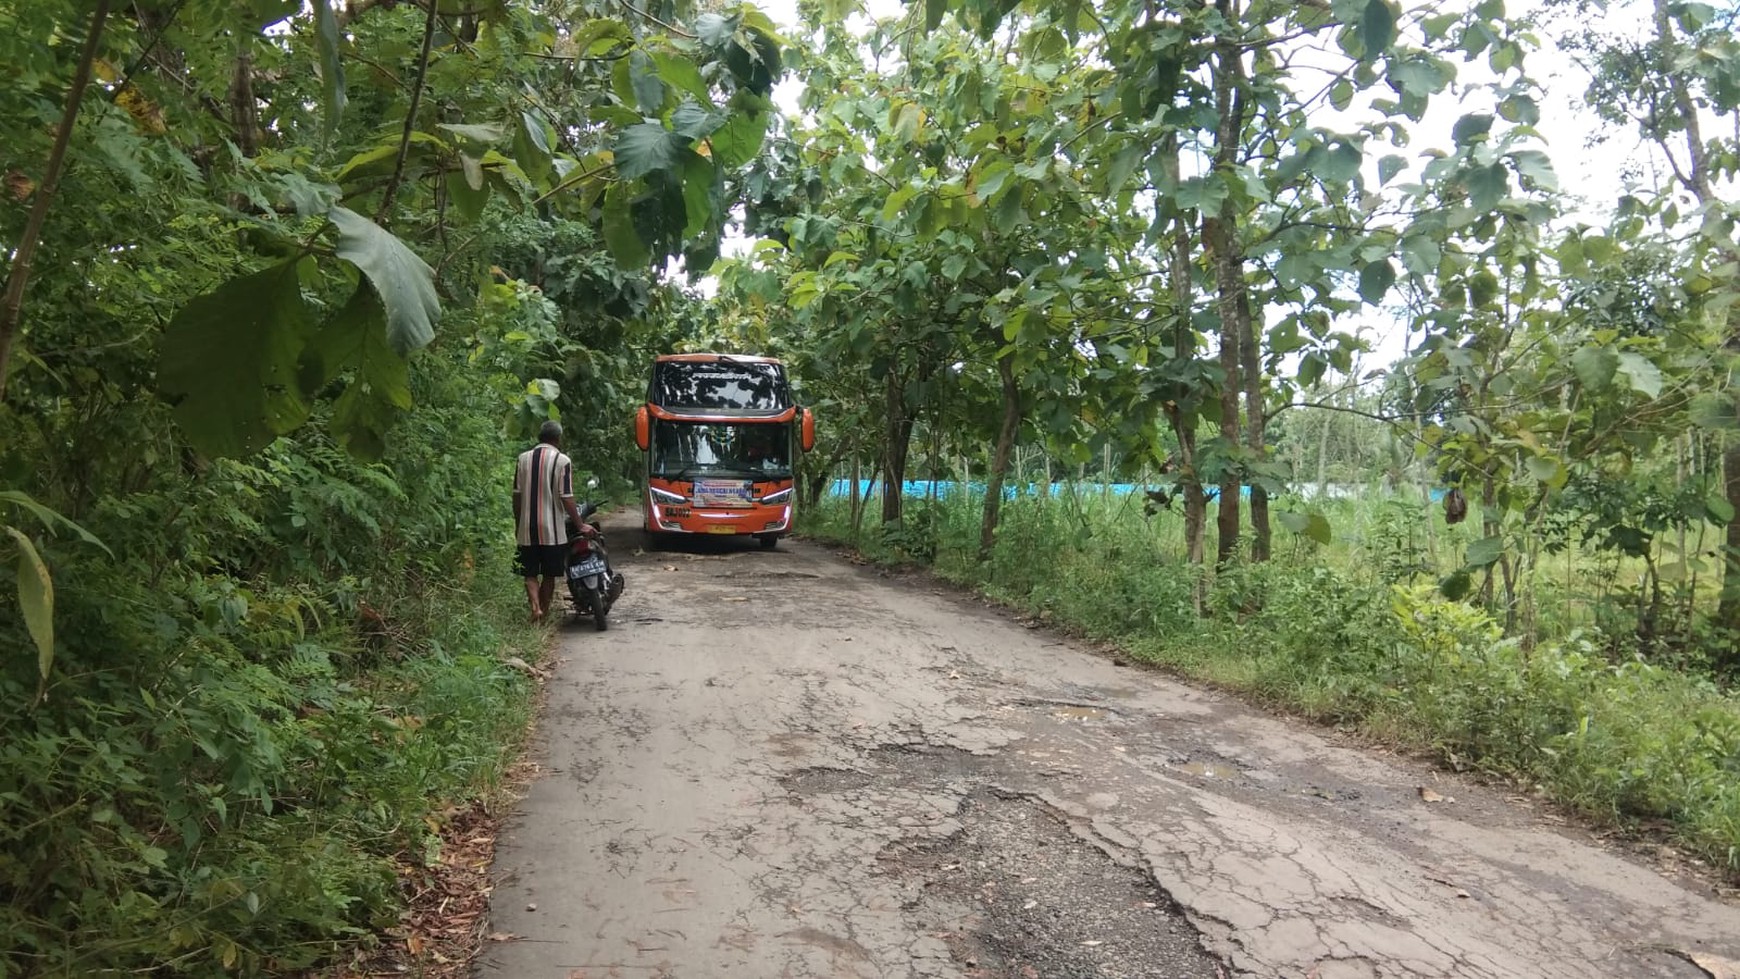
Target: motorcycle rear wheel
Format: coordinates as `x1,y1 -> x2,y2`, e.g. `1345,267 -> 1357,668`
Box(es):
586,587 -> 608,631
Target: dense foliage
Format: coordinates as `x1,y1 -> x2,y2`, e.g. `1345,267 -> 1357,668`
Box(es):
717,0 -> 1740,670
1,0 -> 784,971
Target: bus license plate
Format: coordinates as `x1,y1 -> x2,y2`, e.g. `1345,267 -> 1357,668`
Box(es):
707,525 -> 737,534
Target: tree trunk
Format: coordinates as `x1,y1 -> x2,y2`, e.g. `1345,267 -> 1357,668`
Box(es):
1238,242 -> 1269,562
1161,148 -> 1208,578
1315,391 -> 1333,500
1718,445 -> 1740,642
849,454 -> 862,530
1204,0 -> 1249,568
1205,212 -> 1243,567
881,369 -> 913,525
1646,0 -> 1740,667
978,354 -> 1021,562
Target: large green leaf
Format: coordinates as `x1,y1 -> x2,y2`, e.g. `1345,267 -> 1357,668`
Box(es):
159,261 -> 312,458
1358,259 -> 1396,304
1452,113 -> 1494,146
695,12 -> 736,47
628,50 -> 667,114
447,166 -> 490,222
333,288 -> 411,458
1466,535 -> 1504,568
680,152 -> 720,237
1400,235 -> 1441,276
1377,154 -> 1407,185
1616,351 -> 1663,398
653,53 -> 710,102
1464,162 -> 1509,211
305,285 -> 410,401
1510,149 -> 1558,191
1571,345 -> 1618,389
1278,510 -> 1333,544
1690,391 -> 1740,430
436,122 -> 505,145
515,111 -> 553,184
1360,0 -> 1397,59
709,92 -> 770,168
328,206 -> 441,356
0,492 -> 110,553
312,0 -> 347,134
672,99 -> 726,140
614,122 -> 686,180
602,183 -> 651,268
6,527 -> 54,682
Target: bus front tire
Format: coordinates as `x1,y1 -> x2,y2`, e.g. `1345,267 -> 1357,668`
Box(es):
758,535 -> 778,550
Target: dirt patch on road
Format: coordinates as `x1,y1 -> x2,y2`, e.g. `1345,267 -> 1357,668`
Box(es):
865,743 -> 1225,978
883,787 -> 1222,979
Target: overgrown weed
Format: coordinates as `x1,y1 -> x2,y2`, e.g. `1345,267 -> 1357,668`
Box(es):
0,351 -> 548,976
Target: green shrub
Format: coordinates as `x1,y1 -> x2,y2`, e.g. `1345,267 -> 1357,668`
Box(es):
0,341 -> 544,976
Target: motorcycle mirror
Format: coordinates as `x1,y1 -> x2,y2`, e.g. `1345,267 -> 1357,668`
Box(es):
586,476 -> 599,490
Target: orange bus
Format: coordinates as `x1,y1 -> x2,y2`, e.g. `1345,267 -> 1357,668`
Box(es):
632,354 -> 815,549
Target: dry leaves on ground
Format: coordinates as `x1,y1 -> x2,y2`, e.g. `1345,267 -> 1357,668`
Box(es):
311,685 -> 547,979
313,800 -> 503,979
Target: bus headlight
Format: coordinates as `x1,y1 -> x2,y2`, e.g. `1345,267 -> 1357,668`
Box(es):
758,487 -> 793,505
650,486 -> 687,504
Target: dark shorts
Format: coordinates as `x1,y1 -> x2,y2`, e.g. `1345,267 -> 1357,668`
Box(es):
515,543 -> 568,579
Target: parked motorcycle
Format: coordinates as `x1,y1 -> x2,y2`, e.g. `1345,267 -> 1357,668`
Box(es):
565,499 -> 626,631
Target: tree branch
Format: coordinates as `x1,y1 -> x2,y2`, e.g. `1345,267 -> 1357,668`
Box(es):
615,0 -> 695,38
375,0 -> 440,226
0,0 -> 112,403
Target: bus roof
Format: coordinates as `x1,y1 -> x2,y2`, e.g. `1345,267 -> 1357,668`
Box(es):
655,353 -> 782,365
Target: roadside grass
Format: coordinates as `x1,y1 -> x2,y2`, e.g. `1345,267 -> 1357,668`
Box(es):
801,489 -> 1740,878
0,560 -> 547,977
0,362 -> 552,976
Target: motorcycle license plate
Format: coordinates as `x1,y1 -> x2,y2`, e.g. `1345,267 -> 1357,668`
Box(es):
567,557 -> 606,578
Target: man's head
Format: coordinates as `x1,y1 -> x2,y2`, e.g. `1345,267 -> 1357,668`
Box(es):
538,420 -> 563,446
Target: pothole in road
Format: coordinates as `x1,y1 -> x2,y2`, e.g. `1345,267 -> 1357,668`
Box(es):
1010,698 -> 1122,721
779,766 -> 874,794
882,788 -> 1222,979
869,742 -> 990,783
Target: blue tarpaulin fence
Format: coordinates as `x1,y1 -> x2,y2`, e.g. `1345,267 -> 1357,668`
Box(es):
823,480 -> 1448,502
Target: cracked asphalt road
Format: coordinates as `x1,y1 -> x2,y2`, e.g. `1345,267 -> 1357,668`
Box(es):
476,517 -> 1740,978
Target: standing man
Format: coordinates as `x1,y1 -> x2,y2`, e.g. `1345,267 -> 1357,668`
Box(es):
513,420 -> 591,623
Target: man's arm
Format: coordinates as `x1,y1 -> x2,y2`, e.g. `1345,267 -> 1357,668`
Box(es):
562,495 -> 592,536
558,457 -> 596,537
512,462 -> 523,525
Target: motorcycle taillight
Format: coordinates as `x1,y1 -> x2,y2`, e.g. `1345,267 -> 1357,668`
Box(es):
572,538 -> 591,555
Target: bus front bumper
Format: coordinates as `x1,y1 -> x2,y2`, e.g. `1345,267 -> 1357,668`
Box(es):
650,503 -> 792,536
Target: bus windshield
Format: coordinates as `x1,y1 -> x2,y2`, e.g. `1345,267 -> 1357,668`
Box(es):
650,361 -> 790,411
652,422 -> 791,479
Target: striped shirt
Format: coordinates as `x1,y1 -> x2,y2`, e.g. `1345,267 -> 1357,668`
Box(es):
514,443 -> 574,546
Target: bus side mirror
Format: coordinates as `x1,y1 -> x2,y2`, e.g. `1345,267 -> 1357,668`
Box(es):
800,407 -> 816,453
634,406 -> 649,452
